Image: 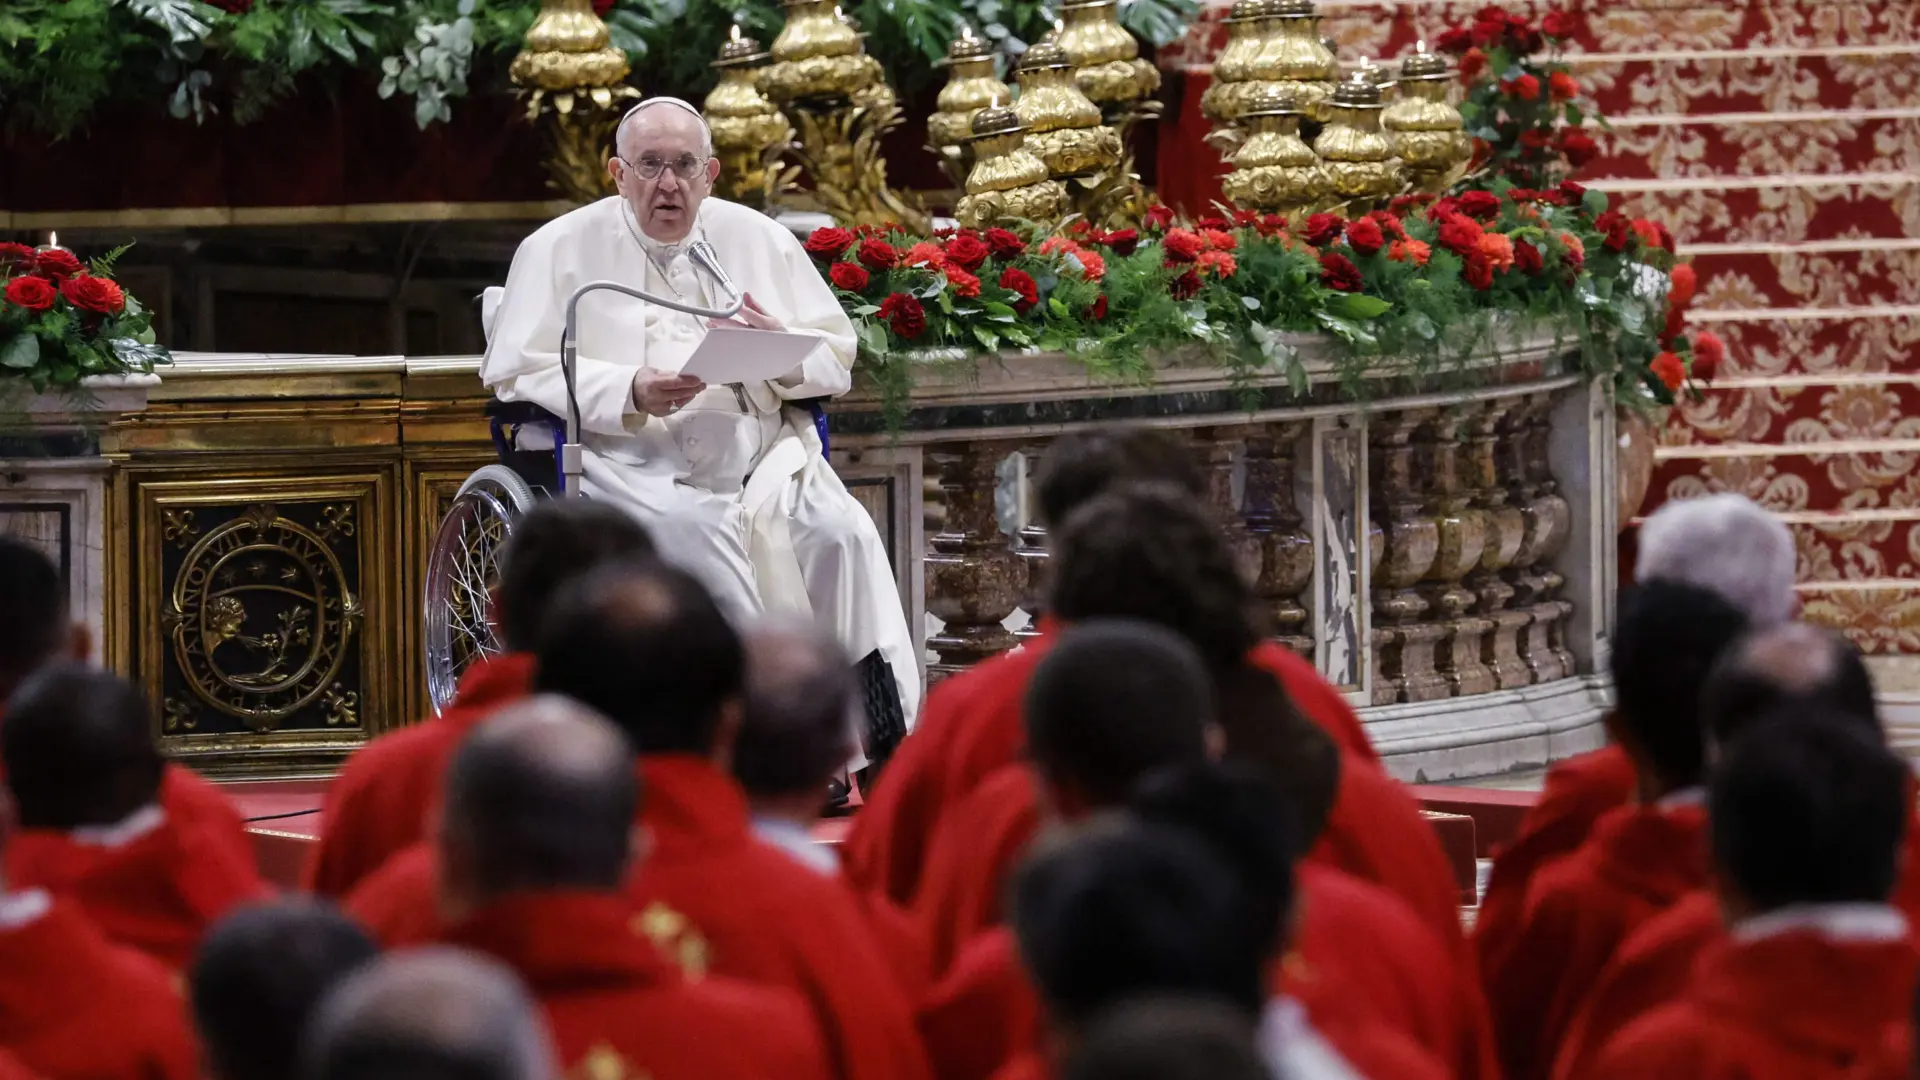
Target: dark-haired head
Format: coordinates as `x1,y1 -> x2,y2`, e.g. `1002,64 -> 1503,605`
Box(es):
1063,997 -> 1271,1080
0,537 -> 81,702
493,501 -> 655,651
1036,428 -> 1205,531
1,665 -> 161,830
1709,709 -> 1908,918
734,624 -> 857,811
534,561 -> 743,758
1701,623 -> 1880,751
1012,819 -> 1268,1033
437,696 -> 638,920
1025,620 -> 1215,816
1608,581 -> 1751,796
192,899 -> 379,1080
302,948 -> 553,1080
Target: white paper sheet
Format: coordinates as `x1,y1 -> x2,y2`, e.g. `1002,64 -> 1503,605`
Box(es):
681,325 -> 822,384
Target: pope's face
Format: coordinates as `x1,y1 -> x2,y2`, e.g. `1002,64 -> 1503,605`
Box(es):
610,109 -> 723,244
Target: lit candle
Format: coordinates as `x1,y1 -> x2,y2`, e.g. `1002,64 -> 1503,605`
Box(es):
39,231 -> 65,252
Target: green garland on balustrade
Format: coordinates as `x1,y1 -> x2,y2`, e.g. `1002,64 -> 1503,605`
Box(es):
0,0 -> 1195,138
809,181 -> 1719,427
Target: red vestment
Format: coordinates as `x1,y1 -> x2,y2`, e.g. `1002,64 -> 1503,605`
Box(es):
5,809 -> 270,970
0,1048 -> 34,1080
1483,798 -> 1709,1080
306,654 -> 534,897
157,766 -> 254,871
842,628 -> 1377,908
1312,754 -> 1467,955
1841,1028 -> 1908,1080
1551,890 -> 1720,1080
440,890 -> 832,1080
1587,925 -> 1919,1080
0,896 -> 199,1080
918,928 -> 1041,1080
1474,745 -> 1635,976
912,764 -> 1043,977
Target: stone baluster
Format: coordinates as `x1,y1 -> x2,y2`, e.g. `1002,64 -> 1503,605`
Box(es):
1524,393 -> 1577,679
1014,442 -> 1052,641
1368,408 -> 1448,704
1415,407 -> 1494,697
1224,421 -> 1314,656
1191,427 -> 1264,590
1499,394 -> 1570,682
1463,397 -> 1533,689
925,440 -> 1026,681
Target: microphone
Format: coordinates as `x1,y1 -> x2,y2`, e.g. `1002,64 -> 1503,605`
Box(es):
688,240 -> 742,305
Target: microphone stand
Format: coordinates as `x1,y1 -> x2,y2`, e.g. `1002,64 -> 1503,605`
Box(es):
558,261 -> 744,497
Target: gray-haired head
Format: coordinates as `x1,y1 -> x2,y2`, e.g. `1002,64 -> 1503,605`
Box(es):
615,97 -> 714,158
302,948 -> 556,1080
1637,493 -> 1796,627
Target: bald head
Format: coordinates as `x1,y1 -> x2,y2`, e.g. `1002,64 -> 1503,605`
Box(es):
439,696 -> 638,908
303,948 -> 554,1080
1,664 -> 161,829
734,624 -> 857,802
1702,623 -> 1880,748
1637,494 -> 1796,627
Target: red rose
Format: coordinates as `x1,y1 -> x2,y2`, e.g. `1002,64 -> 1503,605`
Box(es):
1162,228 -> 1205,263
1201,228 -> 1237,252
1436,213 -> 1485,257
1508,188 -> 1541,202
1344,217 -> 1386,256
1471,17 -> 1506,47
1257,214 -> 1288,237
1463,252 -> 1495,291
1302,213 -> 1345,247
1549,71 -> 1579,101
1319,252 -> 1364,292
857,239 -> 901,270
1087,295 -> 1109,320
1541,8 -> 1580,38
35,249 -> 83,280
1435,27 -> 1472,53
943,233 -> 990,271
4,274 -> 58,311
1668,263 -> 1697,311
1503,74 -> 1542,101
1654,222 -> 1676,252
945,264 -> 983,298
828,261 -> 871,292
1233,210 -> 1260,228
877,292 -> 926,339
59,273 -> 124,314
0,242 -> 35,269
1144,205 -> 1176,231
1514,240 -> 1544,275
1459,47 -> 1488,82
1367,210 -> 1407,240
1559,179 -> 1588,202
1691,331 -> 1726,383
985,228 -> 1027,259
1169,268 -> 1202,300
1559,130 -> 1598,168
1455,190 -> 1502,220
1195,216 -> 1229,231
804,227 -> 855,260
1101,228 -> 1140,256
999,267 -> 1039,313
1594,211 -> 1632,252
1519,128 -> 1554,150
1650,351 -> 1686,393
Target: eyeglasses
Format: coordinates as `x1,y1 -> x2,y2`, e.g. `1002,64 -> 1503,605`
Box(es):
619,153 -> 710,182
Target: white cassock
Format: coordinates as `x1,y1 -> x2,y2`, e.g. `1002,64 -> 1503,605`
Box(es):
482,195 -> 921,731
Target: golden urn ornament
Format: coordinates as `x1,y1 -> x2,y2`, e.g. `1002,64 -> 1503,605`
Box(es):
1055,0 -> 1161,116
955,103 -> 1071,229
1383,41 -> 1472,194
1221,87 -> 1330,213
762,0 -> 881,103
928,26 -> 1014,190
703,26 -> 795,208
1014,40 -> 1123,178
1313,71 -> 1402,210
508,0 -> 640,203
1249,0 -> 1337,122
1201,0 -> 1272,124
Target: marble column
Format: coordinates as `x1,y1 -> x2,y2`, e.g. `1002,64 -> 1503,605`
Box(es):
1501,393 -> 1572,683
1415,407 -> 1495,697
925,440 -> 1025,681
1463,397 -> 1533,689
1191,427 -> 1264,590
1014,443 -> 1051,641
1368,408 -> 1447,704
1523,393 -> 1578,679
1224,421 -> 1314,656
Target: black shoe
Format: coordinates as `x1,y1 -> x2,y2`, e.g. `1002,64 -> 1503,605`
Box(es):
855,649 -> 907,783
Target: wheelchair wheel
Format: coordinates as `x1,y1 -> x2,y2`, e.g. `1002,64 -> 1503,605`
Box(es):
424,465 -> 538,715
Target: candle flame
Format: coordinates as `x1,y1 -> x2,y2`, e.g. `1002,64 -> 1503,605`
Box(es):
730,23 -> 743,41
47,231 -> 58,248
1054,17 -> 1064,33
832,4 -> 844,20
959,23 -> 976,40
1416,38 -> 1429,53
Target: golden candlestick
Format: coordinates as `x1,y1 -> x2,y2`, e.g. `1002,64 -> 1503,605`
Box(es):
1221,86 -> 1330,213
928,26 -> 1013,192
1313,71 -> 1402,212
956,104 -> 1071,229
1014,40 -> 1122,179
1202,0 -> 1270,123
762,0 -> 871,103
1384,41 -> 1472,194
1056,0 -> 1161,120
1251,0 -> 1337,123
703,26 -> 795,210
509,0 -> 640,203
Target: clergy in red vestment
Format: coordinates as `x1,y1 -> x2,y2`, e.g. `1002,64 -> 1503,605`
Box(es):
1476,492 -> 1797,977
1588,715 -> 1919,1080
0,783 -> 199,1080
189,899 -> 379,1080
842,429 -> 1377,909
1483,580 -> 1752,1080
429,695 -> 831,1080
1553,622 -> 1904,1080
306,500 -> 653,897
303,949 -> 558,1080
1,666 -> 268,969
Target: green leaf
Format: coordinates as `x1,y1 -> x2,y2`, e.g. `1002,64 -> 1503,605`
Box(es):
851,304 -> 881,316
981,301 -> 1018,320
856,320 -> 891,357
1240,295 -> 1261,311
1,332 -> 42,370
122,0 -> 218,45
1565,104 -> 1584,127
1048,296 -> 1068,318
1326,293 -> 1391,320
971,325 -> 1001,352
1582,189 -> 1610,216
1312,310 -> 1379,350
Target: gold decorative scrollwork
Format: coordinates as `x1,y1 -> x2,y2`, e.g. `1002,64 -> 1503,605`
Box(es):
631,902 -> 711,981
165,503 -> 363,733
162,509 -> 199,547
317,504 -> 356,545
572,1045 -> 655,1080
163,696 -> 197,732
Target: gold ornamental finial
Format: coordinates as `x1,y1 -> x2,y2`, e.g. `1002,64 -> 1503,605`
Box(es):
1056,0 -> 1161,117
510,0 -> 641,203
1384,39 -> 1469,192
928,22 -> 1015,189
704,22 -> 791,208
957,99 -> 1069,229
1313,66 -> 1400,212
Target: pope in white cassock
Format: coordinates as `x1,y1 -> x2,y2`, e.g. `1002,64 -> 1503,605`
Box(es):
481,96 -> 921,742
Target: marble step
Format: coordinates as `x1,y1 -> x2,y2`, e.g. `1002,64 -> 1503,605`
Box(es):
1595,173 -> 1919,245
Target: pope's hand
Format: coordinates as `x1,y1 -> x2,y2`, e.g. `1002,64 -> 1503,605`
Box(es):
632,368 -> 706,417
706,292 -> 785,333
